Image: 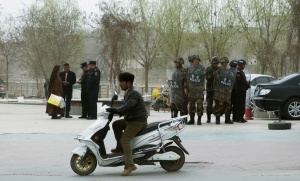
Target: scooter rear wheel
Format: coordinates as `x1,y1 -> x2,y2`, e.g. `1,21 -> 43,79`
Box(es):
70,153 -> 97,176
160,146 -> 185,172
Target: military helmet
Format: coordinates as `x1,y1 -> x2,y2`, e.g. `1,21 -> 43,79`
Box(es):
189,54 -> 201,62
220,57 -> 229,63
229,60 -> 238,67
237,59 -> 246,66
211,56 -> 219,64
174,57 -> 184,64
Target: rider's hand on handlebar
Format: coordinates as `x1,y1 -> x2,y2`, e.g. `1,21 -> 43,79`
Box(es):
106,108 -> 118,113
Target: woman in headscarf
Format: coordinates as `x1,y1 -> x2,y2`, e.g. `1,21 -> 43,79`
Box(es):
46,65 -> 64,119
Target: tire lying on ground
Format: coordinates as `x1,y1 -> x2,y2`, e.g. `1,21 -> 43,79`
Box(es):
268,122 -> 292,130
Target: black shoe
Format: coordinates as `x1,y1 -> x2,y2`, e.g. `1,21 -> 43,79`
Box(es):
237,120 -> 246,123
216,116 -> 220,124
225,121 -> 234,124
59,114 -> 64,118
51,115 -> 61,119
65,115 -> 73,118
78,116 -> 87,119
87,117 -> 97,120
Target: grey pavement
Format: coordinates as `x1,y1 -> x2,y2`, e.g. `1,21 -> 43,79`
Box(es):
0,102 -> 300,181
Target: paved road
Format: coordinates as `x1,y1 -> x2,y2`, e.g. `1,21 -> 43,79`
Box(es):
0,103 -> 300,181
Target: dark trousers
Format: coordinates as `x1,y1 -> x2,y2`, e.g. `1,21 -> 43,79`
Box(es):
112,119 -> 147,166
236,90 -> 246,121
62,90 -> 72,115
231,90 -> 236,121
88,90 -> 98,118
81,90 -> 89,117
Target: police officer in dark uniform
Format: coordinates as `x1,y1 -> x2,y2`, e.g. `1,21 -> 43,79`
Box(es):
86,60 -> 101,120
234,59 -> 250,123
77,62 -> 90,119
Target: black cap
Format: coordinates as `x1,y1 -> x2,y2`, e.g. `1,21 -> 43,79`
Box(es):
237,59 -> 246,65
88,61 -> 96,65
229,60 -> 237,67
118,72 -> 135,83
80,62 -> 88,68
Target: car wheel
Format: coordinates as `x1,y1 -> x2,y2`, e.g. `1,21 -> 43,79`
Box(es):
284,98 -> 300,120
268,122 -> 292,130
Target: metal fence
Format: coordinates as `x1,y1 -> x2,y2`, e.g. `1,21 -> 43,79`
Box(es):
6,81 -> 158,101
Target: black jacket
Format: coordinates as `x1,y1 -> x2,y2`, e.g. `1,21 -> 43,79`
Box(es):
86,67 -> 101,92
117,87 -> 148,121
59,71 -> 76,92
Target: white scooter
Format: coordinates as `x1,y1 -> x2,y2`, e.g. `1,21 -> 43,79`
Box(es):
70,93 -> 189,176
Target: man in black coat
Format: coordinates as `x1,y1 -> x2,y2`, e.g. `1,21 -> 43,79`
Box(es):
86,60 -> 101,120
77,62 -> 90,119
59,63 -> 76,118
234,59 -> 250,123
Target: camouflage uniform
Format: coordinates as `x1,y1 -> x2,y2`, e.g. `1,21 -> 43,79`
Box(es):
213,57 -> 235,124
169,57 -> 188,119
185,55 -> 205,125
205,57 -> 219,123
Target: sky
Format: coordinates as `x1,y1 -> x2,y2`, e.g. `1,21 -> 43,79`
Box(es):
0,0 -> 101,16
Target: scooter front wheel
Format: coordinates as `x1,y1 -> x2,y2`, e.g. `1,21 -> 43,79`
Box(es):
70,153 -> 97,176
160,146 -> 185,172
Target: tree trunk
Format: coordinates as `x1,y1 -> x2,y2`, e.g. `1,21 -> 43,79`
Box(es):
144,65 -> 149,94
5,60 -> 9,98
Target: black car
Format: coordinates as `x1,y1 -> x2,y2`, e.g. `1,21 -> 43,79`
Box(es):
0,79 -> 6,99
253,73 -> 300,120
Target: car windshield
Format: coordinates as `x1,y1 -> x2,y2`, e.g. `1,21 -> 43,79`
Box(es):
271,73 -> 300,84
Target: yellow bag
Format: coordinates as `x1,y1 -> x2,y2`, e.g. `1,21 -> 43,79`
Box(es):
47,94 -> 64,107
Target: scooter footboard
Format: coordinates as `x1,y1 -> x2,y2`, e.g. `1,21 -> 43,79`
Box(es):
72,145 -> 88,157
147,152 -> 180,161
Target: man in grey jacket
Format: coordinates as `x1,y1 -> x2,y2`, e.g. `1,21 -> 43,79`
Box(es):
106,72 -> 148,176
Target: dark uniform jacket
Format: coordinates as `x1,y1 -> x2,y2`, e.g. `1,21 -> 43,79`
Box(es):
59,71 -> 76,92
116,87 -> 148,122
80,71 -> 89,91
235,68 -> 250,92
86,67 -> 101,92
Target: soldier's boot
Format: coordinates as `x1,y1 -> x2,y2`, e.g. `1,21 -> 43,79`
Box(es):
207,113 -> 211,123
225,114 -> 233,124
216,116 -> 220,125
186,113 -> 195,125
197,116 -> 202,125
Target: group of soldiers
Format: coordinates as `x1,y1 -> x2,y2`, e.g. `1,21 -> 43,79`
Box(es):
169,55 -> 250,125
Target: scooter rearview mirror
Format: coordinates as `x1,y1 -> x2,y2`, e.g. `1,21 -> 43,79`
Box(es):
112,92 -> 118,101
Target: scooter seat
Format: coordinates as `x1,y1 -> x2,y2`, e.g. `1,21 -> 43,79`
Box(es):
136,121 -> 169,136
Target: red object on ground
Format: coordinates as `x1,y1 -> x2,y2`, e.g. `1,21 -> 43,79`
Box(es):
244,108 -> 253,120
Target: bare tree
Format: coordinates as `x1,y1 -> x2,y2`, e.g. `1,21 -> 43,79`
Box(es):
0,15 -> 19,97
129,0 -> 163,93
158,0 -> 196,59
93,2 -> 138,92
231,0 -> 290,77
192,0 -> 240,60
283,0 -> 300,74
15,0 -> 85,81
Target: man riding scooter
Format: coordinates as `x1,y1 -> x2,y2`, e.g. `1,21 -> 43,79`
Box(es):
106,72 -> 148,176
